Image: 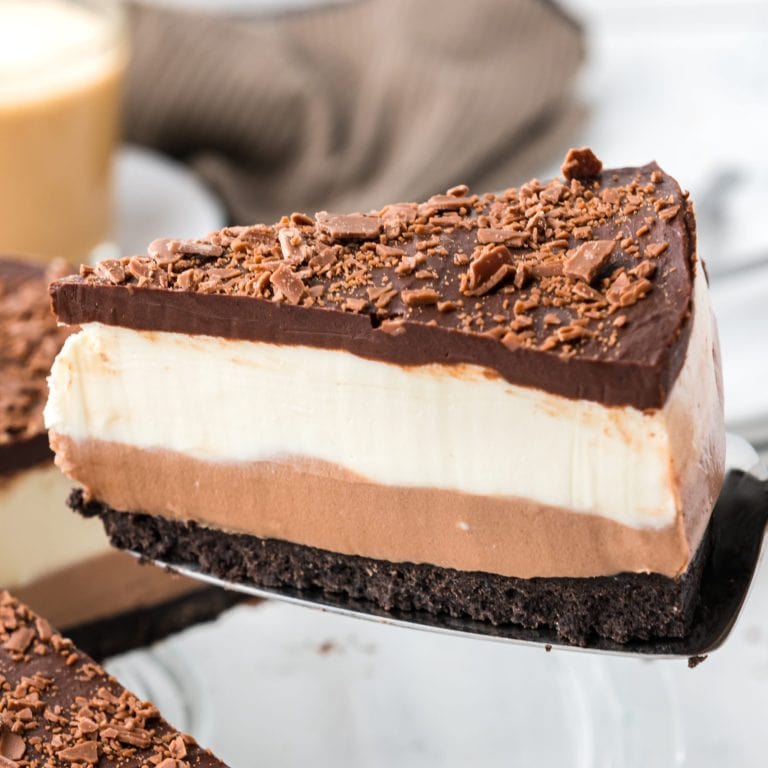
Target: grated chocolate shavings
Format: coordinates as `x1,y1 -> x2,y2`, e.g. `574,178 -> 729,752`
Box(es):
0,259 -> 74,455
269,265 -> 305,305
561,147 -> 603,180
563,240 -> 614,284
645,241 -> 669,258
0,729 -> 25,761
401,288 -> 439,307
316,211 -> 381,241
659,204 -> 681,222
74,148 -> 691,361
0,591 -> 225,767
477,228 -> 530,247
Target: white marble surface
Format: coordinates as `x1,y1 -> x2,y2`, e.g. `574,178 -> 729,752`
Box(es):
109,550 -> 768,768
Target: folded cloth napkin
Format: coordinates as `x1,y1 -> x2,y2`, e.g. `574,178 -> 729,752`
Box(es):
125,0 -> 583,224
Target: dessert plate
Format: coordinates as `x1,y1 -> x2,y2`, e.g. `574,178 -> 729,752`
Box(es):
130,434 -> 768,660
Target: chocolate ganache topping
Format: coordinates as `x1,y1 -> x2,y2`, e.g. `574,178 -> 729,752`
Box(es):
51,148 -> 699,409
0,259 -> 73,474
0,591 -> 225,767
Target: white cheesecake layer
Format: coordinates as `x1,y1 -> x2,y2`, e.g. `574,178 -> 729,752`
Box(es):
0,463 -> 109,586
45,266 -> 720,533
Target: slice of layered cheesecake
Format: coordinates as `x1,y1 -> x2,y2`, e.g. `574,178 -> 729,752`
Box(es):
45,148 -> 725,645
0,590 -> 227,767
0,257 -> 239,659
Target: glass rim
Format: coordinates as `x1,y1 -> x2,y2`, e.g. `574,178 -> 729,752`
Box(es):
0,0 -> 127,85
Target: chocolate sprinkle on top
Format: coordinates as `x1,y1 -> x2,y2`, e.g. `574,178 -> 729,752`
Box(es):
316,212 -> 382,241
563,240 -> 615,284
52,148 -> 700,409
0,591 -> 226,767
0,259 -> 73,463
561,147 -> 603,180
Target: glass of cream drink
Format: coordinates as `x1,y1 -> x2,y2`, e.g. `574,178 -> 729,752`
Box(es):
0,0 -> 126,263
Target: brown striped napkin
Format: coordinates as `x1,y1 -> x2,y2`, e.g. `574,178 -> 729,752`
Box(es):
124,0 -> 583,224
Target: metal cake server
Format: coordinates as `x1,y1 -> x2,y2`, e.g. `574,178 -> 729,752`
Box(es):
131,434 -> 768,661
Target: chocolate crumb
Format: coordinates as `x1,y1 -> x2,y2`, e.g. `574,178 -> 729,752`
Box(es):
316,211 -> 381,241
278,227 -> 308,265
514,263 -> 529,289
606,272 -> 631,305
401,288 -> 439,307
318,640 -> 338,655
501,331 -> 521,350
645,241 -> 669,258
269,265 -> 305,305
3,628 -> 34,654
0,731 -> 25,761
561,147 -> 603,180
147,238 -> 181,266
56,741 -> 99,764
380,319 -> 406,336
530,261 -> 563,278
343,297 -> 368,313
0,588 -> 228,766
687,654 -> 708,668
477,229 -> 530,247
419,194 -> 475,218
659,204 -> 681,222
169,735 -> 187,759
375,243 -> 406,259
563,240 -> 614,283
573,226 -> 593,240
94,260 -> 125,285
464,246 -> 514,294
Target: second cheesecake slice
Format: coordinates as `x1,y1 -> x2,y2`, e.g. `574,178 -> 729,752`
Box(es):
45,148 -> 725,645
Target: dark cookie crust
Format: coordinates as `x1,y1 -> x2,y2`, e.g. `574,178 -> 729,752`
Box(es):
70,490 -> 710,647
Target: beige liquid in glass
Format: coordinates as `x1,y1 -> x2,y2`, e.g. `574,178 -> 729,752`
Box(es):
0,1 -> 125,264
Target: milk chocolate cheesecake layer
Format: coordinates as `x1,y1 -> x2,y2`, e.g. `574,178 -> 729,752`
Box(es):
46,149 -> 725,644
0,590 -> 227,767
0,257 -> 239,659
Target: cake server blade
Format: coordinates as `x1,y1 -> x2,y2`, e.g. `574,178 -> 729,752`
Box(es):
129,435 -> 768,661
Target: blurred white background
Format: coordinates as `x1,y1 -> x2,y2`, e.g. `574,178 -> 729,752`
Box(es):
557,0 -> 768,452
